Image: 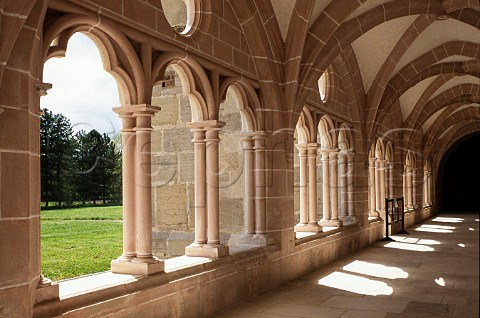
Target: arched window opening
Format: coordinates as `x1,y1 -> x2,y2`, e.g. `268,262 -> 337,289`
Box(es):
151,66 -> 196,259
161,0 -> 196,35
318,116 -> 342,228
40,33 -> 123,281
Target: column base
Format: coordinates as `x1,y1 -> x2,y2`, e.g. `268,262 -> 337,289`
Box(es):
318,219 -> 343,227
185,243 -> 229,258
294,223 -> 321,233
36,278 -> 59,304
406,205 -> 414,211
111,258 -> 164,276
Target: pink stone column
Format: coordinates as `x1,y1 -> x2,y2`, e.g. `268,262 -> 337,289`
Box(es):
369,157 -> 378,218
205,124 -> 223,244
412,169 -> 417,209
117,113 -> 136,261
319,149 -> 331,225
388,163 -> 394,198
338,152 -> 347,219
294,144 -> 308,230
254,133 -> 267,236
427,172 -> 432,205
240,134 -> 255,236
133,109 -> 161,264
378,160 -> 386,213
329,150 -> 342,227
190,125 -> 207,244
111,105 -> 163,275
347,152 -> 355,221
405,167 -> 413,210
307,144 -> 320,231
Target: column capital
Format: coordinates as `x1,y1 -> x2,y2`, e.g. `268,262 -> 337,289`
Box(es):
296,143 -> 307,153
328,150 -> 339,159
113,104 -> 161,117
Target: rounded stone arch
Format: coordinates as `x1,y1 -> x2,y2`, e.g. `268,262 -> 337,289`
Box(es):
432,123 -> 480,170
338,123 -> 353,153
295,108 -> 317,144
318,115 -> 337,149
425,107 -> 480,147
295,120 -> 310,145
298,1 -> 479,121
42,13 -> 146,105
219,77 -> 262,132
382,41 -> 480,106
414,84 -> 480,128
152,52 -> 215,122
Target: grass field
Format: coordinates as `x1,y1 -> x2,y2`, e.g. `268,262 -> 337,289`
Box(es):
41,206 -> 123,281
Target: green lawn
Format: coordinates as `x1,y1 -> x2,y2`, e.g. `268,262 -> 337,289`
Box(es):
41,206 -> 123,281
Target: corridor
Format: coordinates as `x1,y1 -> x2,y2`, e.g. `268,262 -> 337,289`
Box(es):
216,214 -> 479,318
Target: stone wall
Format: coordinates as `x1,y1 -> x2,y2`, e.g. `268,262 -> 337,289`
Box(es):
151,70 -> 244,258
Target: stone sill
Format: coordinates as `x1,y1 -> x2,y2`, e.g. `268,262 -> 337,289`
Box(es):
294,223 -> 359,246
33,244 -> 278,317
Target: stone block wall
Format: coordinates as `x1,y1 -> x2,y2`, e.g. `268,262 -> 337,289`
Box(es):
151,70 -> 244,258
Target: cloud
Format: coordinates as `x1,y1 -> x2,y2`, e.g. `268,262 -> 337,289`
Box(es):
41,33 -> 121,136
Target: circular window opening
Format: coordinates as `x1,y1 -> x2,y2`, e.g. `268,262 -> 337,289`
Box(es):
161,0 -> 196,35
318,70 -> 330,102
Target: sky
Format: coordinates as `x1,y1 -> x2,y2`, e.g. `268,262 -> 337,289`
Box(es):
41,33 -> 121,136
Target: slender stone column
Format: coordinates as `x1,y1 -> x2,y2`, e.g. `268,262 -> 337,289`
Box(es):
427,172 -> 432,205
254,133 -> 267,236
186,121 -> 228,258
190,125 -> 207,244
338,152 -> 347,220
117,114 -> 136,261
346,153 -> 355,222
412,170 -> 417,209
406,167 -> 413,210
294,144 -> 309,231
403,171 -> 407,209
388,163 -> 394,198
240,134 -> 255,236
375,160 -> 382,213
423,170 -> 428,207
111,105 -> 163,275
307,144 -> 320,232
378,160 -> 386,213
369,157 -> 379,217
133,109 -> 160,264
329,151 -> 342,227
319,150 -> 331,225
205,123 -> 224,245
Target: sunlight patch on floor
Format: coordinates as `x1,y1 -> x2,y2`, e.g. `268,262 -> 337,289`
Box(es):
318,271 -> 393,296
435,277 -> 446,286
384,242 -> 434,252
432,217 -> 464,223
414,224 -> 453,233
343,260 -> 408,279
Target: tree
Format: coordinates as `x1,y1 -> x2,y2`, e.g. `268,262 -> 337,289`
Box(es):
73,130 -> 122,204
40,108 -> 75,206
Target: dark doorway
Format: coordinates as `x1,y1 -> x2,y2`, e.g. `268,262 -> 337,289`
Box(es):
439,133 -> 480,212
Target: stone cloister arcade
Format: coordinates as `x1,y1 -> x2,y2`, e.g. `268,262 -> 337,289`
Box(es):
0,0 -> 479,317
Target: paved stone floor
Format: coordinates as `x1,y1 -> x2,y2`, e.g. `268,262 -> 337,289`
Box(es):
215,213 -> 479,318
